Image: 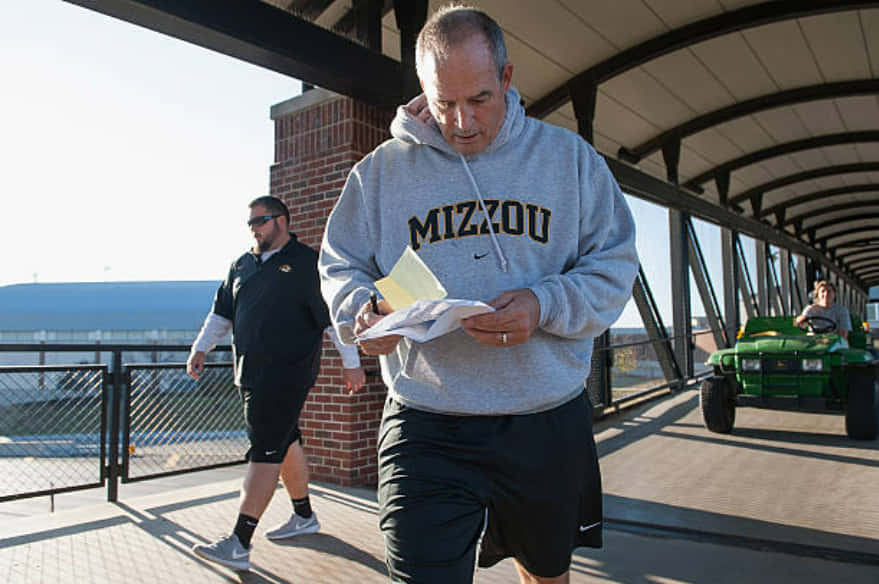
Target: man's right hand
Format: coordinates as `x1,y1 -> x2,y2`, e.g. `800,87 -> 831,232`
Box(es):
353,300 -> 402,355
187,351 -> 206,379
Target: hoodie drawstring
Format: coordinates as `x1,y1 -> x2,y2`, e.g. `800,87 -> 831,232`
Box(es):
457,153 -> 509,272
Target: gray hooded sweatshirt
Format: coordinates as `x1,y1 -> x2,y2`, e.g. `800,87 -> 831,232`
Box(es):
319,87 -> 638,415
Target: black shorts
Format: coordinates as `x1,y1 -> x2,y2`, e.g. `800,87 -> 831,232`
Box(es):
377,391 -> 602,583
238,367 -> 311,464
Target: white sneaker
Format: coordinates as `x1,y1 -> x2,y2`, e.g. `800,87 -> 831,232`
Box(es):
192,533 -> 250,571
265,512 -> 320,540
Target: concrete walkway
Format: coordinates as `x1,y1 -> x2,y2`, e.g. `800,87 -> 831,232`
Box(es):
2,389 -> 877,583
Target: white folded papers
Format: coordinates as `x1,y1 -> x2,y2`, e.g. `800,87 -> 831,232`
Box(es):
356,298 -> 494,343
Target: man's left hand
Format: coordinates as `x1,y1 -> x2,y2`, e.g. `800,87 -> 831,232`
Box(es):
343,366 -> 366,394
461,289 -> 540,347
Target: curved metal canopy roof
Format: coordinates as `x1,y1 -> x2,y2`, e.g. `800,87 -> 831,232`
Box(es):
65,0 -> 879,289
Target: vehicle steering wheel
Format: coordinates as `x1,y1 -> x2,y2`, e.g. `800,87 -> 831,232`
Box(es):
800,315 -> 838,334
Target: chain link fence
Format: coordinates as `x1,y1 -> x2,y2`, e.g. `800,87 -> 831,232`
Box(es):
123,362 -> 246,481
0,344 -> 238,503
0,365 -> 107,501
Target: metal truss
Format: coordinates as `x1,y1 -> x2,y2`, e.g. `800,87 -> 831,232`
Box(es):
735,235 -> 760,320
631,266 -> 682,387
686,219 -> 728,348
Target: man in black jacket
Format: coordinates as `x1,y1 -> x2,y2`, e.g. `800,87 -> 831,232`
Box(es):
187,196 -> 364,571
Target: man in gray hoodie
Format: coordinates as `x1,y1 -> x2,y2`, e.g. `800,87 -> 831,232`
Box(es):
320,6 -> 638,584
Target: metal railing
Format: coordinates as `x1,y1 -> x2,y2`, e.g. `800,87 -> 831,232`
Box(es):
1,331 -> 712,502
590,327 -> 719,412
123,363 -> 246,483
0,344 -> 237,503
0,363 -> 107,501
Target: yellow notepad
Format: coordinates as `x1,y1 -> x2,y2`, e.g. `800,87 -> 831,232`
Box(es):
374,246 -> 447,311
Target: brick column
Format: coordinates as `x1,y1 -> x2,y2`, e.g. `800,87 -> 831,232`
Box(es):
270,89 -> 394,487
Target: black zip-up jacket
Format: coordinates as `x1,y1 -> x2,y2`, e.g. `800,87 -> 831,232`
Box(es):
212,233 -> 330,388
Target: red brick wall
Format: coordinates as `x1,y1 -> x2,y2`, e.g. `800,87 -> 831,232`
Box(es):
270,91 -> 394,486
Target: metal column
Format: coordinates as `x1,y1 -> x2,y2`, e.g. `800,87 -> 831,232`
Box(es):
722,228 -> 740,346
795,253 -> 808,313
779,248 -> 791,314
756,242 -> 769,315
669,210 -> 693,379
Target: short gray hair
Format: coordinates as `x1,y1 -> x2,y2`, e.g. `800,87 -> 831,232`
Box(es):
416,5 -> 508,81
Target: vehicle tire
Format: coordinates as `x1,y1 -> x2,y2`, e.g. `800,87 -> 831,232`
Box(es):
700,375 -> 735,433
845,370 -> 879,440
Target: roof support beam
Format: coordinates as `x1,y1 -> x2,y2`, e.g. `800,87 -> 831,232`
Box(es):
773,207 -> 786,227
620,81 -> 879,165
715,171 -> 730,207
355,0 -> 385,51
286,0 -> 336,20
834,239 -> 879,253
845,255 -> 879,270
761,184 -> 879,221
331,0 -> 393,49
749,193 -> 763,216
605,157 -> 865,292
853,269 -> 879,283
662,140 -> 681,184
782,195 -> 879,227
856,266 -> 879,276
815,226 -> 879,247
808,214 -> 879,235
839,247 -> 879,262
569,77 -> 598,145
394,0 -> 428,100
729,162 -> 879,207
62,0 -> 404,107
526,1 -> 879,120
684,131 -> 879,191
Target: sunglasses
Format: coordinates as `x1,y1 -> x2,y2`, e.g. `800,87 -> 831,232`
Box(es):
247,214 -> 281,227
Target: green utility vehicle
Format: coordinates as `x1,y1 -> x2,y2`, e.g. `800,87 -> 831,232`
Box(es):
700,315 -> 879,440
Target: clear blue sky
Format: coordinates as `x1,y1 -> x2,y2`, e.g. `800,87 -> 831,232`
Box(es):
1,0 -> 696,328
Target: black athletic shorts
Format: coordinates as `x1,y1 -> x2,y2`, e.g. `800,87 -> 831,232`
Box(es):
238,364 -> 311,464
377,391 -> 602,583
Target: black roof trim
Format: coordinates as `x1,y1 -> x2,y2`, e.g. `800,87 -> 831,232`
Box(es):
63,0 -> 404,107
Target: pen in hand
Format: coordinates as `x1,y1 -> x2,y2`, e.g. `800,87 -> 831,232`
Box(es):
370,292 -> 380,314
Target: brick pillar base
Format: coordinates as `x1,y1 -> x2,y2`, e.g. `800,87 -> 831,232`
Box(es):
270,88 -> 394,487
